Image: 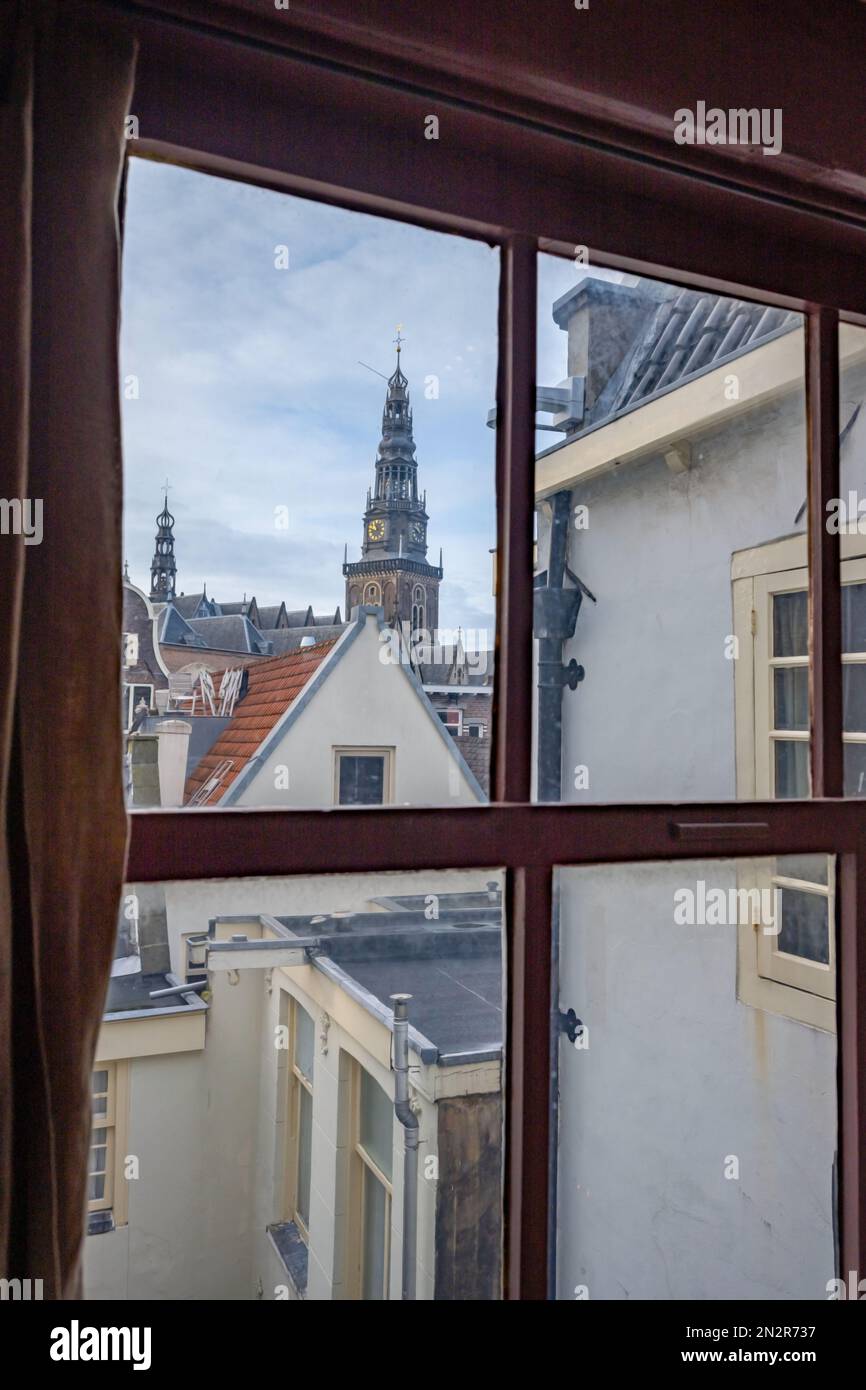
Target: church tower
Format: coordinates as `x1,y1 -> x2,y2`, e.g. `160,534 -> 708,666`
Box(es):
343,338 -> 443,636
149,490 -> 177,602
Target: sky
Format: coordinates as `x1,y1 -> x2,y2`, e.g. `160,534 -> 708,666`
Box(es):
120,159 -> 593,636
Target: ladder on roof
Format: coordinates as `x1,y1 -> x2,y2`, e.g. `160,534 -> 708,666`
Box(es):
188,758 -> 235,806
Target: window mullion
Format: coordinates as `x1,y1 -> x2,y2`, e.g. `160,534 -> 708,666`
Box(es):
504,864 -> 553,1300
493,236 -> 537,805
807,306 -> 843,797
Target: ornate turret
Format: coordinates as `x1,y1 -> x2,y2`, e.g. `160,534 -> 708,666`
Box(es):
343,334 -> 443,636
150,489 -> 177,602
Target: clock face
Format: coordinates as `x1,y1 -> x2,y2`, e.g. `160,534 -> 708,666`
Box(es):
367,518 -> 385,541
411,522 -> 425,543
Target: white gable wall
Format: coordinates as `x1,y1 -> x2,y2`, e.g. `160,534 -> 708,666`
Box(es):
235,613 -> 480,808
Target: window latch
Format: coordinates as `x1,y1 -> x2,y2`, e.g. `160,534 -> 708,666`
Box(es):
558,1007 -> 585,1046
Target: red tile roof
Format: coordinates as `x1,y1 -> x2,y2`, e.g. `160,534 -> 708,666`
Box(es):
183,640 -> 338,805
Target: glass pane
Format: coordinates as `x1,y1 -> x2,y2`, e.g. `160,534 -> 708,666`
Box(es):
843,663 -> 866,731
121,161 -> 497,811
92,1095 -> 108,1117
554,859 -> 837,1299
844,742 -> 866,797
535,255 -> 807,802
843,583 -> 866,653
777,888 -> 830,965
776,853 -> 828,886
88,1174 -> 106,1202
297,1085 -> 313,1229
773,590 -> 808,658
92,1070 -> 108,1095
294,1005 -> 315,1083
773,667 -> 809,730
338,756 -> 385,806
90,1146 -> 107,1173
361,1168 -> 387,1300
774,739 -> 809,797
89,868 -> 504,1301
360,1069 -> 393,1180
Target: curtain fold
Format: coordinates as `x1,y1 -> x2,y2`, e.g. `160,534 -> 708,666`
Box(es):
0,0 -> 136,1297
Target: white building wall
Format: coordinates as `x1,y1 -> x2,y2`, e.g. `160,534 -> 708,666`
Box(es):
552,373 -> 866,1299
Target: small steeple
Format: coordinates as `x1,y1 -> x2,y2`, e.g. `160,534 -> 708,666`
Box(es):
122,558 -> 130,583
150,484 -> 177,602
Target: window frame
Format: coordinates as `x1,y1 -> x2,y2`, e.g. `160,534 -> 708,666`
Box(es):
347,1060 -> 393,1301
284,997 -> 315,1241
88,1061 -> 130,1226
121,13 -> 866,1297
333,747 -> 394,806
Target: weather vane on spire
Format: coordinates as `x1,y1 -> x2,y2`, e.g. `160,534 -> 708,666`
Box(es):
394,325 -> 405,358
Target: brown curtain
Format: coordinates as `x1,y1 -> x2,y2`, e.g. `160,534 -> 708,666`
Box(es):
0,1 -> 135,1298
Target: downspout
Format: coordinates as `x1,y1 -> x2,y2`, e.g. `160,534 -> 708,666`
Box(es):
391,993 -> 419,1300
535,489 -> 593,801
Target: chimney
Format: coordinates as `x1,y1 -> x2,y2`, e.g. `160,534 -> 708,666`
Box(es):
552,279 -> 660,415
156,718 -> 192,808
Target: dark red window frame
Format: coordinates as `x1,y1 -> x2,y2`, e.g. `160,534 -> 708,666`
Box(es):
120,2 -> 866,1299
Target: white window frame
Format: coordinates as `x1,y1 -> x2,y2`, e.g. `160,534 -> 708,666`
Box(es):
731,530 -> 866,1030
88,1061 -> 130,1225
347,1060 -> 392,1301
333,747 -> 394,806
284,997 -> 315,1241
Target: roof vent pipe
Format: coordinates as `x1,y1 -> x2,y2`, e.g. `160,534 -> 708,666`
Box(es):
391,993 -> 419,1301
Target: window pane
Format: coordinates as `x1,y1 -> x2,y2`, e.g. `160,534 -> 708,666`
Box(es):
554,859 -> 837,1299
777,888 -> 830,965
842,582 -> 866,653
773,667 -> 809,731
776,853 -> 829,886
88,1174 -> 106,1202
534,255 -> 807,803
774,739 -> 809,797
294,1005 -> 315,1083
297,1085 -> 313,1229
360,1069 -> 393,1180
361,1168 -> 387,1300
773,590 -> 808,658
844,742 -> 866,797
843,663 -> 866,732
121,162 -> 497,811
339,756 -> 385,806
93,869 -> 504,1301
92,1070 -> 108,1095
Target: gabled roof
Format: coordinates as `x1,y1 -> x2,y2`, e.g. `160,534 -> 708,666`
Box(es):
185,615 -> 272,654
184,640 -> 340,804
257,602 -> 288,630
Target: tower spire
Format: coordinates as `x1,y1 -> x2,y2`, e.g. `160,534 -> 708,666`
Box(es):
150,485 -> 177,602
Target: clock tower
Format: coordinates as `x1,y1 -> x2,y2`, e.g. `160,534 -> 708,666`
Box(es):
344,337 -> 443,637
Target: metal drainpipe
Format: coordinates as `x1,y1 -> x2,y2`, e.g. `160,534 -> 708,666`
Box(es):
391,993 -> 419,1300
536,490 -> 585,802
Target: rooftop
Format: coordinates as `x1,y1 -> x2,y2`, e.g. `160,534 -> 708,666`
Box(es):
183,639 -> 338,804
